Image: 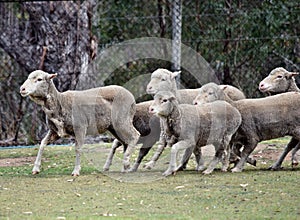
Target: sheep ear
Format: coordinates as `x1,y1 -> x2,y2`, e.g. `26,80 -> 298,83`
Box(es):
48,73 -> 57,80
221,85 -> 227,91
169,95 -> 177,102
170,71 -> 181,79
286,72 -> 299,79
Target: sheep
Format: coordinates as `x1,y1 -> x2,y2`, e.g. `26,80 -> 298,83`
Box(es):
144,68 -> 249,170
193,83 -> 257,166
259,67 -> 300,168
146,68 -> 246,103
259,67 -> 299,94
103,100 -> 161,172
20,70 -> 140,176
193,82 -> 300,172
149,91 -> 242,176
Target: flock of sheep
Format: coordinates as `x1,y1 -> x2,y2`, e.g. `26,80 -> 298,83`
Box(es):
19,67 -> 300,176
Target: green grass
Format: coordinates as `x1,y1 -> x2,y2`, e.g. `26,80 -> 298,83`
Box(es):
0,138 -> 299,219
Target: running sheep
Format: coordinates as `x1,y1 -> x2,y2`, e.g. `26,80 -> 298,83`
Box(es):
149,91 -> 242,176
193,82 -> 300,172
259,67 -> 300,168
20,70 -> 140,176
144,68 -> 250,170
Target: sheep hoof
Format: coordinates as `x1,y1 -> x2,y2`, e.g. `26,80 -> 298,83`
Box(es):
202,170 -> 213,175
231,167 -> 242,173
128,168 -> 137,172
72,173 -> 80,176
176,165 -> 185,171
292,161 -> 299,167
162,169 -> 174,177
268,166 -> 282,171
196,165 -> 206,172
144,161 -> 154,170
32,171 -> 39,175
103,165 -> 110,171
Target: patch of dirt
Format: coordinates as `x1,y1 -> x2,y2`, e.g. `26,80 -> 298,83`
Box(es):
0,156 -> 36,167
252,143 -> 291,161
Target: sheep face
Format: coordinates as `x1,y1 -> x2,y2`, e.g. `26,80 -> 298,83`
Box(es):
149,91 -> 177,117
259,67 -> 299,93
193,82 -> 224,105
20,70 -> 57,98
146,68 -> 180,94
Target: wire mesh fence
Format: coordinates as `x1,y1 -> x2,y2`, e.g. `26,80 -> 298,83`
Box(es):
0,0 -> 299,145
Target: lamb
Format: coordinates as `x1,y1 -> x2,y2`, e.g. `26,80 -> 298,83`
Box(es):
193,82 -> 300,172
144,68 -> 249,170
259,67 -> 300,168
20,70 -> 140,176
149,91 -> 242,176
103,100 -> 161,172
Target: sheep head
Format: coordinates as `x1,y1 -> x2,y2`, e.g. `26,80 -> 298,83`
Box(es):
193,82 -> 224,105
149,91 -> 177,117
259,67 -> 299,93
146,68 -> 180,95
20,70 -> 57,103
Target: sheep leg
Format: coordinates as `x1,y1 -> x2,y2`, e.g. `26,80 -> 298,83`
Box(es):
203,147 -> 223,175
231,140 -> 258,173
291,142 -> 300,167
176,146 -> 194,171
144,142 -> 166,170
163,140 -> 194,177
269,138 -> 299,170
32,130 -> 59,175
122,131 -> 140,172
72,129 -> 86,176
231,143 -> 257,166
128,146 -> 152,172
194,147 -> 205,171
128,134 -> 158,172
204,137 -> 230,175
103,139 -> 122,171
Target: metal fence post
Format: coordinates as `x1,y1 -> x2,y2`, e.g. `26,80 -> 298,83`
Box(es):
172,0 -> 182,84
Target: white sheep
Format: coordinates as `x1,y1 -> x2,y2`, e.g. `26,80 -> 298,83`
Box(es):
259,67 -> 300,168
149,91 -> 242,176
193,82 -> 257,167
20,70 -> 140,176
146,68 -> 246,103
193,82 -> 300,172
144,68 -> 248,170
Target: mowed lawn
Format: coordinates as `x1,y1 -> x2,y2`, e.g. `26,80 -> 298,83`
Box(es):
0,138 -> 299,219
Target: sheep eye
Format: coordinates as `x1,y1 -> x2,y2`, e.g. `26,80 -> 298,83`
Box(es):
162,99 -> 168,103
277,75 -> 283,79
37,78 -> 43,82
161,78 -> 166,81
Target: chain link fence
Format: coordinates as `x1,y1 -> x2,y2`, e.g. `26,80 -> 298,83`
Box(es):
0,0 -> 299,145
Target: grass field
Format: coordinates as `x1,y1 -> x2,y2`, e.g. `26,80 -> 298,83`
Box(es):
0,138 -> 299,219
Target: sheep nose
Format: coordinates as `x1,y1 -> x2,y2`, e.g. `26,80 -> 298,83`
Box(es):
20,86 -> 25,93
149,107 -> 154,113
259,82 -> 264,89
193,101 -> 198,105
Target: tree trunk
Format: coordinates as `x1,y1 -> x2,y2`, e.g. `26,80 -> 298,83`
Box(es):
0,1 -> 97,91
